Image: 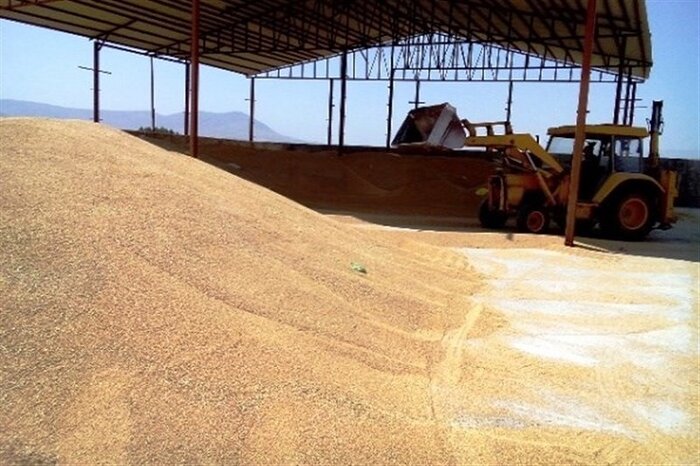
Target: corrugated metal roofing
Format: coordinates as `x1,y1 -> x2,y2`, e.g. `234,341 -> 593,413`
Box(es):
0,0 -> 653,79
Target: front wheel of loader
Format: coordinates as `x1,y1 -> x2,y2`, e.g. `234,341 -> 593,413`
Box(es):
600,191 -> 655,241
478,199 -> 507,229
516,204 -> 550,234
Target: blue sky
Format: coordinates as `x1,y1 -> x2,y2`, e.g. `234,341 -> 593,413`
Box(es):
1,0 -> 698,157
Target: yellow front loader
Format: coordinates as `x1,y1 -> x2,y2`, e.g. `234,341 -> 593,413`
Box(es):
466,101 -> 678,240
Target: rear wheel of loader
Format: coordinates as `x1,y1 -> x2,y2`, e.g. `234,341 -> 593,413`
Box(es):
600,191 -> 655,240
478,199 -> 507,229
516,205 -> 550,234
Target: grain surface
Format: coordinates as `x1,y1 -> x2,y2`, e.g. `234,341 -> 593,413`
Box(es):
0,118 -> 480,464
1,118 -> 697,464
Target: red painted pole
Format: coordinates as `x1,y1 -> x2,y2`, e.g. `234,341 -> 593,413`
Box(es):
189,0 -> 200,158
564,0 -> 597,246
150,56 -> 156,130
93,41 -> 100,123
248,77 -> 255,142
184,62 -> 190,136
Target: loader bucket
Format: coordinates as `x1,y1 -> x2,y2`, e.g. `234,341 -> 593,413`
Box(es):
391,103 -> 466,149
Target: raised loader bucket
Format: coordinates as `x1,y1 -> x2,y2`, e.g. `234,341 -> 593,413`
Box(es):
391,103 -> 466,149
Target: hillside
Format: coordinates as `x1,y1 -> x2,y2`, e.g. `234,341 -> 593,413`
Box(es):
0,118 -> 483,464
0,99 -> 297,142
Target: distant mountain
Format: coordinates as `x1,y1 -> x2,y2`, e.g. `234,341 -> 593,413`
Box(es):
0,99 -> 299,143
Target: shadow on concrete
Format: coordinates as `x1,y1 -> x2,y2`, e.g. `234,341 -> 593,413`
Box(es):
572,209 -> 700,263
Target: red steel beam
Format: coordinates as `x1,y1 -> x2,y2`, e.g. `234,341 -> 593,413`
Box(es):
184,61 -> 190,136
93,40 -> 100,123
189,0 -> 200,158
564,0 -> 598,247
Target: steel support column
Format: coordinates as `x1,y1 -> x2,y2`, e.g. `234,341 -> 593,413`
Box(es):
386,67 -> 395,148
184,62 -> 190,136
189,0 -> 200,158
338,50 -> 348,150
613,37 -> 627,125
613,71 -> 623,124
564,0 -> 597,247
248,77 -> 255,142
93,41 -> 101,123
150,56 -> 156,130
628,82 -> 637,125
622,69 -> 632,125
506,81 -> 514,122
327,78 -> 334,145
410,79 -> 423,109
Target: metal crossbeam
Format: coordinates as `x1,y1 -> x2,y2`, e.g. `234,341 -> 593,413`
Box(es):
254,33 -> 641,83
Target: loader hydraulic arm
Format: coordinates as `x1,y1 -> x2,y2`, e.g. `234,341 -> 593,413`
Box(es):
464,133 -> 566,175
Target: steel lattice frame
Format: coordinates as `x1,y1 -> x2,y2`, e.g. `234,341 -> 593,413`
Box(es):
1,0 -> 652,152
1,0 -> 652,78
257,32 -> 635,83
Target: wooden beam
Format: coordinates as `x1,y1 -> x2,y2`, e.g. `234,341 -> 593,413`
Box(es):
564,0 -> 597,247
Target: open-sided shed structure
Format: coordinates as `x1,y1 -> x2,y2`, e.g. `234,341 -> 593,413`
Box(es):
0,0 -> 654,151
1,0 -> 652,77
0,0 -> 656,244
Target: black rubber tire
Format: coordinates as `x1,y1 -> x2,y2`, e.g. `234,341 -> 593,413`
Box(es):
516,204 -> 550,234
599,191 -> 655,241
478,199 -> 507,229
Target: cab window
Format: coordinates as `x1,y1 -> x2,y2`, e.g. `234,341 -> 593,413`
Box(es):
613,138 -> 643,173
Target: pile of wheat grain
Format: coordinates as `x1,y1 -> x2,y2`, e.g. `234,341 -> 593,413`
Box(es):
0,118 -> 484,464
5,119 -> 695,465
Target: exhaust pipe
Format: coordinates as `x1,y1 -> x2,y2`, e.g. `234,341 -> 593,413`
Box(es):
647,100 -> 663,170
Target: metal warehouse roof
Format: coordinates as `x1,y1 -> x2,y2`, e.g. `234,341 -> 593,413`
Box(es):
1,0 -> 653,79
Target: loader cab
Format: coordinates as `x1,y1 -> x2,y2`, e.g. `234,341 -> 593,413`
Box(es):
582,136 -> 645,174
547,124 -> 648,171
611,137 -> 644,173
546,125 -> 648,199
